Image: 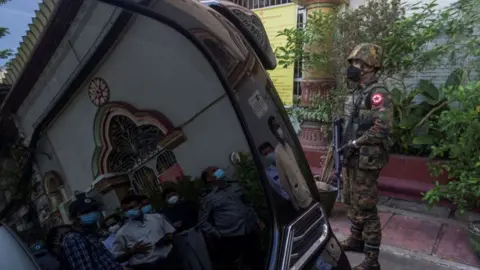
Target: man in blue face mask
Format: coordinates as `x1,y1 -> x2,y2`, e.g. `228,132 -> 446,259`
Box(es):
112,194 -> 177,270
58,194 -> 124,270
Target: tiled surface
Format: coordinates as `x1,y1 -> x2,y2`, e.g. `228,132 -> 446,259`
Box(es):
327,202 -> 479,267
379,212 -> 393,229
434,224 -> 480,267
382,215 -> 442,254
329,207 -> 393,236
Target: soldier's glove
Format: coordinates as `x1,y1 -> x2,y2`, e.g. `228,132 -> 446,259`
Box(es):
347,140 -> 359,149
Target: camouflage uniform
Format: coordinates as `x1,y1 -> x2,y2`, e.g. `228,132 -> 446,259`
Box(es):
340,43 -> 393,270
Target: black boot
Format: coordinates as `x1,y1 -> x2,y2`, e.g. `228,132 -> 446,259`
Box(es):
340,224 -> 364,253
352,243 -> 381,270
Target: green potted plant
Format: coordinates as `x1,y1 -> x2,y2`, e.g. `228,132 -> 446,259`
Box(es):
422,81 -> 480,257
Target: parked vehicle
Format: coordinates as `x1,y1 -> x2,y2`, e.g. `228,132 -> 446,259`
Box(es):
72,0 -> 352,269
0,222 -> 41,269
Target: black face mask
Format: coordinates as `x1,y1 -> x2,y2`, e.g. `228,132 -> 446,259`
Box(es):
347,65 -> 362,82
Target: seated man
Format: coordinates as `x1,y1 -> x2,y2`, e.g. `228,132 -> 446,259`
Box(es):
112,195 -> 177,270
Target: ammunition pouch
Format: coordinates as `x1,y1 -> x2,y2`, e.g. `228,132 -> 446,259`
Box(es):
357,145 -> 388,171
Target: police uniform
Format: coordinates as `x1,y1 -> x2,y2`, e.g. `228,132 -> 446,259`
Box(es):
340,43 -> 393,270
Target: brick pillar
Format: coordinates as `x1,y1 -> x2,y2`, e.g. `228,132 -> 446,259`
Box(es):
299,0 -> 345,170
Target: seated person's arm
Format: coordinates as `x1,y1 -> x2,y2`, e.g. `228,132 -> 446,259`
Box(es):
112,233 -> 151,263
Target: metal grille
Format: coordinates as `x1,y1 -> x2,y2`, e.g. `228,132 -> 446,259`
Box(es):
156,150 -> 178,174
129,166 -> 159,194
227,0 -> 293,10
106,115 -> 164,173
293,8 -> 306,97
128,150 -> 180,194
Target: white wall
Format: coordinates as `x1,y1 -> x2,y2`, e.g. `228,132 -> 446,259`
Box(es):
38,10 -> 249,192
16,0 -> 121,143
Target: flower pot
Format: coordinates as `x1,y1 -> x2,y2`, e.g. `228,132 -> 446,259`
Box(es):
299,121 -> 331,169
469,220 -> 480,260
315,181 -> 338,217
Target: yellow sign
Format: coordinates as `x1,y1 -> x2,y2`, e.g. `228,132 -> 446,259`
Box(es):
254,4 -> 297,105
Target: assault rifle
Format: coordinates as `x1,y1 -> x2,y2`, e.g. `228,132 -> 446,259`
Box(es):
332,117 -> 344,200
318,117 -> 344,201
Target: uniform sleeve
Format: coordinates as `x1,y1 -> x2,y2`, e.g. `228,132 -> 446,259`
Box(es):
356,87 -> 393,145
198,199 -> 221,238
62,234 -> 94,270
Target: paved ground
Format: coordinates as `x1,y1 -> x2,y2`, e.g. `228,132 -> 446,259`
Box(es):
329,200 -> 480,269
346,250 -> 453,270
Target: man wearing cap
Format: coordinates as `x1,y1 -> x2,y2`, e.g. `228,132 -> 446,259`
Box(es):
61,194 -> 124,270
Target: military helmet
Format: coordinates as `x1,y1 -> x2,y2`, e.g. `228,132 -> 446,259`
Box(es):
347,43 -> 383,69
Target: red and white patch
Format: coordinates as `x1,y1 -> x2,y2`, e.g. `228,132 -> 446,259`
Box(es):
371,93 -> 384,106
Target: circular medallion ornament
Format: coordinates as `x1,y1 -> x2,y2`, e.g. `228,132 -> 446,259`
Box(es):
88,77 -> 110,106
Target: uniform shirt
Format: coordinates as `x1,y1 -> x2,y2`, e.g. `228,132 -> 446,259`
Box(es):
343,80 -> 393,145
198,185 -> 258,238
60,231 -> 124,270
112,213 -> 176,266
274,142 -> 313,210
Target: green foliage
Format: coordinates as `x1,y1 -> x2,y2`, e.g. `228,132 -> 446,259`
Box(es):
423,81 -> 480,213
278,0 -> 480,155
233,152 -> 269,226
287,94 -> 333,123
0,0 -> 13,61
389,69 -> 466,155
276,0 -> 448,83
233,152 -> 269,252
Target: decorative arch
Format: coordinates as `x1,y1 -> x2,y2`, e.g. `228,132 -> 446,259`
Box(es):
44,171 -> 64,195
91,102 -> 185,177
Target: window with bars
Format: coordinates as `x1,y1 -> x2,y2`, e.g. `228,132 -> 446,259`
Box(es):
228,0 -> 293,9
294,8 -> 306,97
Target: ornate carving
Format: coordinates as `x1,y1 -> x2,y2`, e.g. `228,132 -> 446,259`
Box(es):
299,121 -> 330,168
91,102 -> 186,178
299,121 -> 330,151
88,77 -> 110,106
300,78 -> 336,106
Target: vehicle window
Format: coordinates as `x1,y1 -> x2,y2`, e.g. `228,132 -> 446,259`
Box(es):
80,0 -> 329,269
0,226 -> 38,269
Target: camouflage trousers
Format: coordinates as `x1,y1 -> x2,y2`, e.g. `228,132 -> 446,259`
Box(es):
341,166 -> 382,245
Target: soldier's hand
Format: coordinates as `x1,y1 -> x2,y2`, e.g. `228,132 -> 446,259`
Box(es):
347,140 -> 359,148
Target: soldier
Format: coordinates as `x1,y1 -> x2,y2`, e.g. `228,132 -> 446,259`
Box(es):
340,43 -> 392,270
